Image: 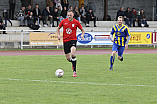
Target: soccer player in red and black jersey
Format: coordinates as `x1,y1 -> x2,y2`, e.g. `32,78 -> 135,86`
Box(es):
57,10 -> 85,77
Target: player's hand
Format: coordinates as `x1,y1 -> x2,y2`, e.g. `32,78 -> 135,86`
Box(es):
125,44 -> 128,50
58,35 -> 61,40
81,34 -> 84,40
111,39 -> 114,42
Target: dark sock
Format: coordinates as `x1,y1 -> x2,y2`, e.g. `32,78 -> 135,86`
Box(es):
71,57 -> 77,72
110,56 -> 115,68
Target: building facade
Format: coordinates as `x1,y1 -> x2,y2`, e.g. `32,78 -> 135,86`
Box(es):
0,0 -> 156,21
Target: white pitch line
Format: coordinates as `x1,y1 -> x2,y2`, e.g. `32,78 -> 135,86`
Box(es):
0,78 -> 156,88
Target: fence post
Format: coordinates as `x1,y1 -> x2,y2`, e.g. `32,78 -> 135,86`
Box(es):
21,30 -> 23,49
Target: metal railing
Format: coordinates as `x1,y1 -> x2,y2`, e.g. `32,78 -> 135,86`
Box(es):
0,29 -> 157,49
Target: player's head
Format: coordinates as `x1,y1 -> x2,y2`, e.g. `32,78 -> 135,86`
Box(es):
89,9 -> 92,13
46,6 -> 49,11
67,10 -> 74,21
63,6 -> 67,10
58,5 -> 61,10
132,8 -> 135,12
117,16 -> 123,26
28,4 -> 31,9
35,4 -> 39,8
141,9 -> 144,13
21,6 -> 25,11
127,7 -> 130,11
120,7 -> 123,11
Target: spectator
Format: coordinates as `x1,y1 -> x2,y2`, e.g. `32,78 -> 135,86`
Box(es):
25,12 -> 40,30
69,6 -> 73,11
15,6 -> 26,26
9,0 -> 16,20
51,8 -> 60,26
60,6 -> 67,21
107,15 -> 111,21
25,4 -> 33,26
116,7 -> 125,20
61,0 -> 69,10
79,6 -> 88,26
46,0 -> 54,12
136,11 -> 142,27
57,6 -> 62,22
25,4 -> 33,16
73,6 -> 81,22
124,7 -> 133,27
54,0 -> 62,10
33,4 -> 42,26
42,6 -> 53,27
86,9 -> 97,27
0,16 -> 7,34
3,8 -> 12,27
140,9 -> 149,27
132,8 -> 137,27
25,11 -> 35,26
58,5 -> 62,16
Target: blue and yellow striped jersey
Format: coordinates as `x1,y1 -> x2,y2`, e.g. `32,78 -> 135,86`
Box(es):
110,24 -> 130,46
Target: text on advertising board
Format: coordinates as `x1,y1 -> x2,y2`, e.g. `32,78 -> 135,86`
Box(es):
77,33 -> 93,44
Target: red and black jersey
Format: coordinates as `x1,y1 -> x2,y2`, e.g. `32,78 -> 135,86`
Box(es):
59,18 -> 82,43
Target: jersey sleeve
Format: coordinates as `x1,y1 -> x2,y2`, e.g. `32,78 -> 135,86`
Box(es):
125,27 -> 131,36
110,26 -> 115,35
77,21 -> 83,30
59,20 -> 64,27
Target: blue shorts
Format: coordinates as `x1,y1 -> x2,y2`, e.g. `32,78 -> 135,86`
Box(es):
112,43 -> 125,57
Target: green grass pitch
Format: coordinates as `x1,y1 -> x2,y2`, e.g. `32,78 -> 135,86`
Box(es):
0,54 -> 157,104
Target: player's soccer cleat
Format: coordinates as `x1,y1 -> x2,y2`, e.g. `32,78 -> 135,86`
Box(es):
73,71 -> 77,77
109,67 -> 113,70
120,57 -> 123,61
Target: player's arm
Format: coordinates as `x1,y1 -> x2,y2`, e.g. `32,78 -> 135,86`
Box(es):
110,27 -> 115,42
125,27 -> 131,49
125,35 -> 131,49
57,26 -> 61,40
80,28 -> 85,40
57,20 -> 63,40
78,21 -> 85,40
110,34 -> 114,42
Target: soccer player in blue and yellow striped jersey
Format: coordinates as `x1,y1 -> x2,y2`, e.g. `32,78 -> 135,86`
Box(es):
109,16 -> 131,70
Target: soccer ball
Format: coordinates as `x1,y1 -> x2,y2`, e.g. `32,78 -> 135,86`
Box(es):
55,69 -> 64,78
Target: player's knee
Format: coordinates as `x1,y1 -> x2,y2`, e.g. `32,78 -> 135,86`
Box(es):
66,58 -> 71,62
71,54 -> 75,58
118,56 -> 121,60
112,51 -> 116,56
66,56 -> 71,61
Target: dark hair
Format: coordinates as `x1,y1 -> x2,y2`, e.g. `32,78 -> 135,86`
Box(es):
127,7 -> 130,10
35,4 -> 39,6
120,7 -> 123,9
118,16 -> 124,21
67,9 -> 74,13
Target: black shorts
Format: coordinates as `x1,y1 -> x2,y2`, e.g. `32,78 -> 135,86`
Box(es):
63,40 -> 77,54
